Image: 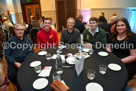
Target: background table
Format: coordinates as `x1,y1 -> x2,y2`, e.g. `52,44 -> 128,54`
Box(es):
17,48 -> 128,91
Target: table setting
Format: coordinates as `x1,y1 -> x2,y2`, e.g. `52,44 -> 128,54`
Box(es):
17,46 -> 128,91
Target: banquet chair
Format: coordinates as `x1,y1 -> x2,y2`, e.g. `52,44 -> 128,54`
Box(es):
29,27 -> 39,43
0,56 -> 6,67
8,26 -> 15,37
3,29 -> 11,41
105,32 -> 110,43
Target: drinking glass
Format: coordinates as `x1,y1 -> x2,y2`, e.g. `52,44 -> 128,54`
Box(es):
89,49 -> 94,55
99,64 -> 107,75
46,53 -> 51,60
55,56 -> 63,74
52,72 -> 61,81
87,69 -> 95,80
35,64 -> 42,73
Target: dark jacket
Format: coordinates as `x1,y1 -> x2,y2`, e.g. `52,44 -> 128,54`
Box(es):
74,20 -> 85,34
98,22 -> 111,34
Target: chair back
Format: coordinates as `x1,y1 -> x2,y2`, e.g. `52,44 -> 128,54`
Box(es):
30,28 -> 39,43
3,29 -> 10,40
105,32 -> 110,43
8,26 -> 15,37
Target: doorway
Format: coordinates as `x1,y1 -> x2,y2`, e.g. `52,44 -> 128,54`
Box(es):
25,4 -> 41,24
56,0 -> 77,32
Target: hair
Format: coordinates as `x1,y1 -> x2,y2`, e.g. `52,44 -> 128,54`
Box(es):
100,12 -> 105,16
111,13 -> 117,16
76,14 -> 83,20
32,17 -> 37,21
89,17 -> 98,22
67,17 -> 75,23
43,17 -> 51,23
110,16 -> 118,25
112,17 -> 134,42
14,24 -> 25,30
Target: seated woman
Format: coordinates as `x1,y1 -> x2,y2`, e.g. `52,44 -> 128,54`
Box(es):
0,61 -> 9,91
106,17 -> 136,81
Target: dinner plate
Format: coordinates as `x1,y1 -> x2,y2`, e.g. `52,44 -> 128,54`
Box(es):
66,56 -> 75,64
82,48 -> 90,52
30,61 -> 41,67
98,51 -> 108,56
33,78 -> 48,90
38,51 -> 47,55
108,63 -> 121,71
86,82 -> 103,91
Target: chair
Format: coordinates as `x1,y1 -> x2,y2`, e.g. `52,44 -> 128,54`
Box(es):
3,29 -> 10,41
8,26 -> 15,37
29,28 -> 39,43
0,56 -> 6,67
105,32 -> 110,43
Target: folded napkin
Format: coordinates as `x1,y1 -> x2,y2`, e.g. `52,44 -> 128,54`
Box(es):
38,66 -> 52,77
50,80 -> 70,91
74,54 -> 90,59
51,54 -> 65,62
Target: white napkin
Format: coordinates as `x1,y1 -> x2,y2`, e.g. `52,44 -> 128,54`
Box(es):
51,54 -> 65,60
51,54 -> 57,59
38,66 -> 52,77
66,56 -> 75,64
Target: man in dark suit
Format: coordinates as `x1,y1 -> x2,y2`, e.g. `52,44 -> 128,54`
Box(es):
74,14 -> 85,34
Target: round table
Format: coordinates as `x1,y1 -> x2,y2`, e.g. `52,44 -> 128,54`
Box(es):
17,48 -> 128,91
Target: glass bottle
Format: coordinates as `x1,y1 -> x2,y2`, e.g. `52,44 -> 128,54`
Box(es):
55,54 -> 63,74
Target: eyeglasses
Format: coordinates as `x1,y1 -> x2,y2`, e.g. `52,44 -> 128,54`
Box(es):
0,77 -> 9,88
16,29 -> 24,31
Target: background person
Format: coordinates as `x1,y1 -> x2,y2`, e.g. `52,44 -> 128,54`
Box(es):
74,14 -> 85,34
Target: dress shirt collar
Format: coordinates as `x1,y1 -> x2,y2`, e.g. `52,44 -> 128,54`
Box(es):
67,28 -> 74,34
89,27 -> 99,36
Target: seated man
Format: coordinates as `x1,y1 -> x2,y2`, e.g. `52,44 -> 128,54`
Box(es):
61,17 -> 80,44
37,17 -> 58,49
4,24 -> 34,90
83,17 -> 106,49
0,61 -> 9,91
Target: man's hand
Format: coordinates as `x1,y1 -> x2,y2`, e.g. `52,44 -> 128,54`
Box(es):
83,43 -> 92,49
14,62 -> 21,69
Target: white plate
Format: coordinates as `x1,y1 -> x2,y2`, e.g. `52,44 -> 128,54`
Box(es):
66,56 -> 75,64
33,78 -> 48,90
38,51 -> 47,55
83,49 -> 90,52
98,51 -> 108,56
108,63 -> 121,71
30,61 -> 41,67
86,82 -> 103,91
58,45 -> 66,49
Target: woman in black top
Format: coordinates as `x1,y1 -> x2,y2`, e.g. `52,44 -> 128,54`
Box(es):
107,17 -> 136,81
